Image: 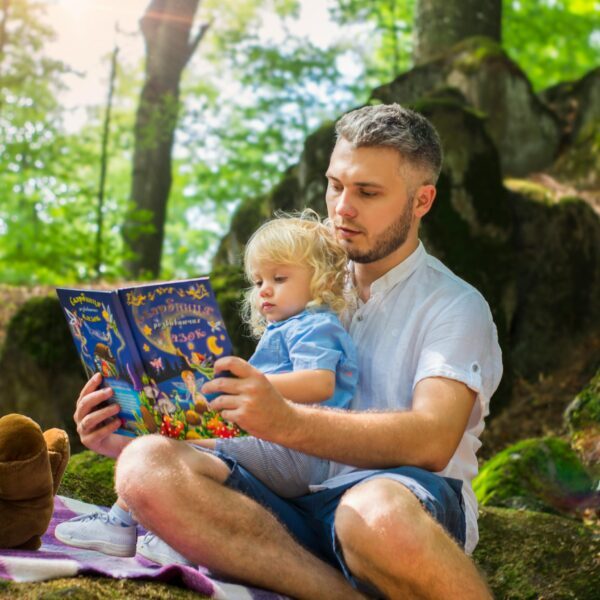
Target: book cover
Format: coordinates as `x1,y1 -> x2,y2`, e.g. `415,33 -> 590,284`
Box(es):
57,278 -> 242,440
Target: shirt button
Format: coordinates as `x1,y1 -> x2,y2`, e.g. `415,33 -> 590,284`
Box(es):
356,315 -> 363,322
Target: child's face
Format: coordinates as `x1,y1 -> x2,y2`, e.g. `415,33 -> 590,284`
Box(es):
251,261 -> 313,323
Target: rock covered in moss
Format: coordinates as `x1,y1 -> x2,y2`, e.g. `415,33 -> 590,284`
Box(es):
473,437 -> 596,517
0,296 -> 85,451
565,368 -> 600,475
58,450 -> 117,507
474,506 -> 600,599
506,181 -> 600,378
371,37 -> 561,176
541,67 -> 600,190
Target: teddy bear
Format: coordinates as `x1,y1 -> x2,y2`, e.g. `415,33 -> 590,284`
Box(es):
0,413 -> 70,550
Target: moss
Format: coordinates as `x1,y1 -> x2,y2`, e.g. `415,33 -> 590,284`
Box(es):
504,178 -> 554,205
1,296 -> 79,371
474,437 -> 595,517
58,451 -> 117,506
565,368 -> 600,432
474,506 -> 600,599
453,36 -> 506,73
1,576 -> 209,599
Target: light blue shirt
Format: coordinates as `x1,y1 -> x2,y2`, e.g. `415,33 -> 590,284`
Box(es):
249,308 -> 358,409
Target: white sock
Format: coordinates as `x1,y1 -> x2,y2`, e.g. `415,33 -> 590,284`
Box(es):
107,503 -> 137,527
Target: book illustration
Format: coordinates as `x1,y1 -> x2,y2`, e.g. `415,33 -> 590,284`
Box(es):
57,278 -> 243,440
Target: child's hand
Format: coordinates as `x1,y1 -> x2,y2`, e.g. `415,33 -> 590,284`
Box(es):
201,357 -> 294,441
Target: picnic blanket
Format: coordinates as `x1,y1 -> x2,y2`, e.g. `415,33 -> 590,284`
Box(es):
0,496 -> 287,599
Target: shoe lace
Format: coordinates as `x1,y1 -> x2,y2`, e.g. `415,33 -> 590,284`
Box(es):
71,511 -> 110,524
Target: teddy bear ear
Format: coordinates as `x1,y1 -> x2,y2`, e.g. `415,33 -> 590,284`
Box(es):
43,428 -> 71,495
0,414 -> 44,462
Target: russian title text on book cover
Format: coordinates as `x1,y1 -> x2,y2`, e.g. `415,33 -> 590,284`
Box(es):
56,278 -> 243,440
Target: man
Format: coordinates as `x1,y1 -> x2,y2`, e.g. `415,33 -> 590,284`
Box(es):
75,104 -> 502,599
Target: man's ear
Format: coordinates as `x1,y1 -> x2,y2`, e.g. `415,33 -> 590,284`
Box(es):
413,184 -> 436,218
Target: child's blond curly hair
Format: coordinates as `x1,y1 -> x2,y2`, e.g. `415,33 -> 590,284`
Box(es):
242,210 -> 350,338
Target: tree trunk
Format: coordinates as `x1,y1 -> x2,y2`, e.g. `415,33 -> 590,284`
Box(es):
123,0 -> 209,278
413,0 -> 501,65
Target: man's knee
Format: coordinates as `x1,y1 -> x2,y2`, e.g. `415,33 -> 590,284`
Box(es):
115,435 -> 175,504
115,435 -> 231,505
334,478 -> 430,572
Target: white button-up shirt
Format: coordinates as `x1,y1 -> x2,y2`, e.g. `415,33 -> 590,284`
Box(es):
312,241 -> 503,554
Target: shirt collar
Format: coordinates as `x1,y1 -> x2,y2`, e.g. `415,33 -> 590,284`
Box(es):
367,240 -> 426,297
265,306 -> 327,330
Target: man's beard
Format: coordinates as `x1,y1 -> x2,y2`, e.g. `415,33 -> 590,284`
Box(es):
344,195 -> 414,264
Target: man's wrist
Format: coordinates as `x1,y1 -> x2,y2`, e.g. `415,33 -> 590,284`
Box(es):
271,399 -> 304,447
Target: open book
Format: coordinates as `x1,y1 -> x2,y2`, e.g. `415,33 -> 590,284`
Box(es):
56,278 -> 243,439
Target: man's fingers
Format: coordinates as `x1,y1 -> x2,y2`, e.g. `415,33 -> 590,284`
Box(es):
78,372 -> 102,401
213,356 -> 257,378
81,415 -> 120,441
210,394 -> 241,413
74,387 -> 113,422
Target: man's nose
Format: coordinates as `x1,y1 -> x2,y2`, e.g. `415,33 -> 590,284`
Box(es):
335,190 -> 358,219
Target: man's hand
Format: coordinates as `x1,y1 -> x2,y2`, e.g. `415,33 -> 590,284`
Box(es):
74,373 -> 131,458
202,357 -> 295,441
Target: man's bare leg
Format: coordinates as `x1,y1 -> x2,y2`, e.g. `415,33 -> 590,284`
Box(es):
335,478 -> 492,600
115,435 -> 361,600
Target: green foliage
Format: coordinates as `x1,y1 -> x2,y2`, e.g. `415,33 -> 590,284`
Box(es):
504,0 -> 600,91
0,0 -> 139,283
330,0 -> 599,93
161,1 -> 356,278
330,0 -> 415,86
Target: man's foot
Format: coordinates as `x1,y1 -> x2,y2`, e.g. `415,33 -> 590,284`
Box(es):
136,531 -> 195,566
54,511 -> 136,557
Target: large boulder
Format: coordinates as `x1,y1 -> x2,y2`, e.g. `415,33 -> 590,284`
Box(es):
0,296 -> 85,451
474,506 -> 600,600
473,437 -> 597,518
505,180 -> 600,378
565,367 -> 600,476
541,67 -> 600,190
371,37 -> 562,176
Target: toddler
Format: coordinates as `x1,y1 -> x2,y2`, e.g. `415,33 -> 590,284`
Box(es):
55,211 -> 357,566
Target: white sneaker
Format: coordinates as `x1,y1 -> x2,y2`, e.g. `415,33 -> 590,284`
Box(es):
54,511 -> 137,557
136,531 -> 195,566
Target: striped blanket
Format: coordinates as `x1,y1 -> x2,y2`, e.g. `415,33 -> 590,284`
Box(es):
0,496 -> 287,599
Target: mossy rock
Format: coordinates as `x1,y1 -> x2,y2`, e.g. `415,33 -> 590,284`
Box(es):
371,36 -> 561,176
0,296 -> 85,451
565,368 -> 600,474
0,296 -> 78,371
58,450 -> 117,506
474,506 -> 600,599
473,437 -> 597,517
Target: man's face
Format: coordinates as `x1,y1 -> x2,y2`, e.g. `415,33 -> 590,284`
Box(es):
325,138 -> 419,265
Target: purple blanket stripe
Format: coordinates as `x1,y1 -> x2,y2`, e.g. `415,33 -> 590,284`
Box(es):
0,496 -> 287,599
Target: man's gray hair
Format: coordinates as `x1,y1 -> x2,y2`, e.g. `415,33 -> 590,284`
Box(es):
335,103 -> 443,184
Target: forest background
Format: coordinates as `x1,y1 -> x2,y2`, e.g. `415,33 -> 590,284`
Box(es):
1,0 -> 598,284
1,1 -> 600,597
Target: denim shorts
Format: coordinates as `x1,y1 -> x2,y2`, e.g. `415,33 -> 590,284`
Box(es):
212,449 -> 466,595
